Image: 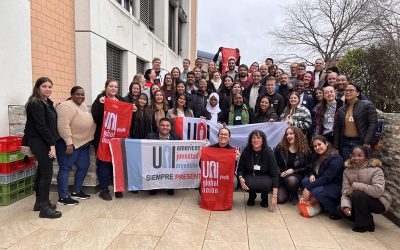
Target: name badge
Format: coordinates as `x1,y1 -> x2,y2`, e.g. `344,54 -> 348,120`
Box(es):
303,101 -> 307,104
349,116 -> 354,122
168,96 -> 171,101
254,164 -> 261,171
328,117 -> 334,123
235,116 -> 242,121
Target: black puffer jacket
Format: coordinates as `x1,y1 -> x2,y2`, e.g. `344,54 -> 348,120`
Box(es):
192,90 -> 210,118
334,99 -> 377,150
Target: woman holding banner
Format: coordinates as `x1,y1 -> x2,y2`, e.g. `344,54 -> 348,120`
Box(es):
92,79 -> 129,200
274,127 -> 311,205
237,130 -> 279,210
130,93 -> 155,139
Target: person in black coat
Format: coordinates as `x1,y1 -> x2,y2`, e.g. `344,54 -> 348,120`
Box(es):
22,77 -> 62,218
192,79 -> 210,118
274,127 -> 311,205
334,83 -> 377,160
129,93 -> 155,139
122,81 -> 141,105
302,136 -> 344,219
237,130 -> 279,210
253,96 -> 279,123
91,80 -> 126,201
295,80 -> 315,114
147,118 -> 180,195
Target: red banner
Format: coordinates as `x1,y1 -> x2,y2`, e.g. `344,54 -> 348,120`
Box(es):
221,48 -> 240,75
97,99 -> 132,162
200,147 -> 236,211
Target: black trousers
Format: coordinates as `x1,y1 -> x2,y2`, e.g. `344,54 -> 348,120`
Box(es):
338,190 -> 385,227
245,174 -> 272,201
29,137 -> 53,203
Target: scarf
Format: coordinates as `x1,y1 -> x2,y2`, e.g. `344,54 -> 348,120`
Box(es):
211,79 -> 222,91
206,93 -> 221,122
154,103 -> 165,126
228,103 -> 249,125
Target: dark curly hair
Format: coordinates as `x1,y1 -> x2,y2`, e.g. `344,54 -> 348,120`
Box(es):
247,130 -> 268,150
277,127 -> 310,154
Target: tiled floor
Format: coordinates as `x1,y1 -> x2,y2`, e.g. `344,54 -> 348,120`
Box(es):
1,190 -> 399,250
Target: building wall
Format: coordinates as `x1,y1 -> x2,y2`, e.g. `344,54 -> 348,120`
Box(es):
75,0 -> 195,103
190,0 -> 197,66
31,0 -> 76,102
0,0 -> 32,136
380,113 -> 400,225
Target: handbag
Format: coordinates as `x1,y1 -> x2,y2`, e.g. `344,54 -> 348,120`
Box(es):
298,195 -> 321,218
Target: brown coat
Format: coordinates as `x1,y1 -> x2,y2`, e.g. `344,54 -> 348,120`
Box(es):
341,158 -> 392,211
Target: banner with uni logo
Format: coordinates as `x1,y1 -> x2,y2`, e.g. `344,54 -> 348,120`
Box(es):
109,139 -> 207,192
97,98 -> 133,162
200,147 -> 236,211
175,117 -> 288,152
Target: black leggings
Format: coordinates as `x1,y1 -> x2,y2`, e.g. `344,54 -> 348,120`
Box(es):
29,137 -> 53,203
277,175 -> 301,204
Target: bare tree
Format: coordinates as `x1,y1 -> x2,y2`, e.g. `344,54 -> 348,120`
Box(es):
270,0 -> 375,63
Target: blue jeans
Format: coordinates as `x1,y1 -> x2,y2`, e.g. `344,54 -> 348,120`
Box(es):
302,178 -> 341,216
341,138 -> 363,161
56,139 -> 90,198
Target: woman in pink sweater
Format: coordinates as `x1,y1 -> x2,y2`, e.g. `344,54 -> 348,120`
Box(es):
56,86 -> 95,205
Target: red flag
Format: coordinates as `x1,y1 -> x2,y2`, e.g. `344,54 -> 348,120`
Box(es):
221,48 -> 240,75
97,99 -> 132,162
200,147 -> 236,211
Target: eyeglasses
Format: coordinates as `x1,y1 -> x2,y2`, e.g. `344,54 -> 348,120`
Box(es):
350,154 -> 364,158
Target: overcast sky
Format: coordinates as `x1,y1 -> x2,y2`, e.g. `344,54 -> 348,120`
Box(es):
197,0 -> 295,68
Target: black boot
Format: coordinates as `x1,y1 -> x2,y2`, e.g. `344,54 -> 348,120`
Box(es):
260,192 -> 269,208
39,202 -> 62,219
247,192 -> 256,206
291,193 -> 299,205
33,197 -> 57,211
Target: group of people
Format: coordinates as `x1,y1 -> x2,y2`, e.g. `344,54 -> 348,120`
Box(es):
22,55 -> 391,233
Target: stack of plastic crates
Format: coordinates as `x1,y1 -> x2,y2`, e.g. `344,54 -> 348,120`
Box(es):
0,136 -> 36,206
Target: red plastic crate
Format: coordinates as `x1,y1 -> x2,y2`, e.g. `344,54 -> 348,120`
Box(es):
0,136 -> 22,153
0,157 -> 35,175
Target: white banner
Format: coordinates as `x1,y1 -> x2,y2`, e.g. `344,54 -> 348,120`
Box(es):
175,117 -> 288,151
118,139 -> 207,191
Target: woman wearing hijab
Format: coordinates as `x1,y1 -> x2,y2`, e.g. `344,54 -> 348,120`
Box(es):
204,92 -> 225,123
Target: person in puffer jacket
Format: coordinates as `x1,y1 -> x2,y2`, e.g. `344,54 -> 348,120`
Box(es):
339,146 -> 392,233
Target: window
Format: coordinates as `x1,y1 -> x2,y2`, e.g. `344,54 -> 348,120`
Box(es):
168,3 -> 176,51
106,43 -> 123,96
137,58 -> 146,74
140,0 -> 154,31
116,0 -> 135,16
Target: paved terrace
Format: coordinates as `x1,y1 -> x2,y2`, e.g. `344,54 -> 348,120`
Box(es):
0,190 -> 399,250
